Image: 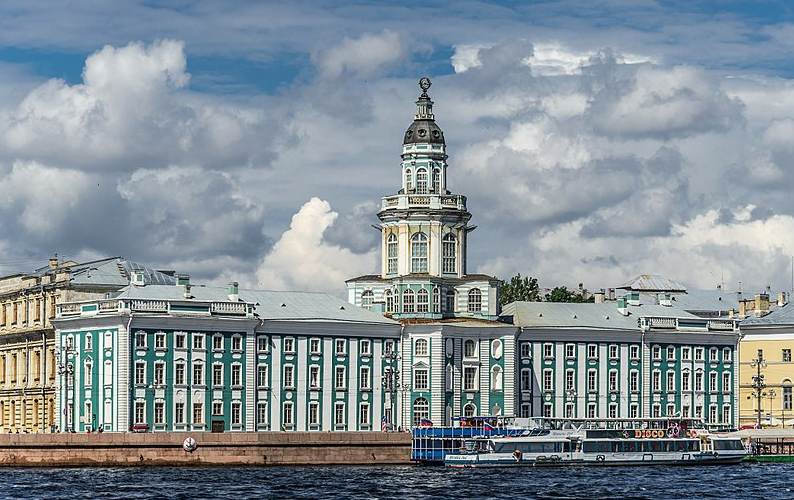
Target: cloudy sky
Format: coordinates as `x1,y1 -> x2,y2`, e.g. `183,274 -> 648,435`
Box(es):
1,0 -> 793,297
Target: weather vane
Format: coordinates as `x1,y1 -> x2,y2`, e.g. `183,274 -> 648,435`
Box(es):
419,77 -> 431,96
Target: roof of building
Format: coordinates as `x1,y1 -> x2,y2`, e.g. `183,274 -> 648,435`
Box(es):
617,274 -> 687,292
740,302 -> 794,327
42,257 -> 176,287
115,284 -> 398,325
501,301 -> 702,329
346,273 -> 499,283
658,289 -> 742,314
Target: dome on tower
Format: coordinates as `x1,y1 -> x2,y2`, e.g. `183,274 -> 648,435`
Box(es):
403,77 -> 445,145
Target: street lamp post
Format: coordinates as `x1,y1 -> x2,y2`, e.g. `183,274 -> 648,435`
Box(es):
382,346 -> 400,431
749,350 -> 768,428
55,345 -> 77,432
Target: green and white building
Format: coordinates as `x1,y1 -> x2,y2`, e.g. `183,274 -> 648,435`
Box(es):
52,278 -> 401,432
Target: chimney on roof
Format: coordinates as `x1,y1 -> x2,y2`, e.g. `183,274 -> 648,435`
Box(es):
594,290 -> 605,303
607,288 -> 615,301
228,282 -> 239,302
779,292 -> 787,307
48,255 -> 58,269
728,309 -> 735,319
755,293 -> 770,317
738,300 -> 747,318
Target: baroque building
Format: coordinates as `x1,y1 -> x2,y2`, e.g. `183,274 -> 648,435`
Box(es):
346,78 -> 500,320
0,256 -> 172,432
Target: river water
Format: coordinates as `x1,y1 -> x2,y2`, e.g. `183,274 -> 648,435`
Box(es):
0,463 -> 790,499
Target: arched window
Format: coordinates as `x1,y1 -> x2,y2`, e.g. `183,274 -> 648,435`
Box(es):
433,168 -> 441,193
411,233 -> 428,273
414,339 -> 428,356
468,288 -> 482,313
445,289 -> 457,313
405,169 -> 413,192
384,290 -> 394,313
361,290 -> 374,310
413,397 -> 430,427
387,234 -> 398,274
416,169 -> 428,194
433,287 -> 440,314
403,289 -> 415,314
491,365 -> 503,391
464,339 -> 477,358
463,403 -> 476,417
442,233 -> 457,274
417,289 -> 429,313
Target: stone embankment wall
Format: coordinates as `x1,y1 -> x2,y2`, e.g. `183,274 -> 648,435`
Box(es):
0,432 -> 412,466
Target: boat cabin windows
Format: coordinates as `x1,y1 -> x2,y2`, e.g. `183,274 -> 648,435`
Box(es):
583,440 -> 699,453
495,441 -> 564,454
712,439 -> 744,451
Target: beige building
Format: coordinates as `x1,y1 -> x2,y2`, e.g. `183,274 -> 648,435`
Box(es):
0,256 -> 173,432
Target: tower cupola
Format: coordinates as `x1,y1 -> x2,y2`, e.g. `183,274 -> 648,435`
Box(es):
403,77 -> 445,145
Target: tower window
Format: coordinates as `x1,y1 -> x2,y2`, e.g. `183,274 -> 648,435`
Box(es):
417,289 -> 429,313
405,169 -> 413,192
387,234 -> 398,274
361,290 -> 374,310
403,289 -> 415,314
445,289 -> 457,313
433,168 -> 441,193
468,288 -> 482,313
411,233 -> 428,273
385,290 -> 394,313
416,169 -> 428,194
442,233 -> 457,273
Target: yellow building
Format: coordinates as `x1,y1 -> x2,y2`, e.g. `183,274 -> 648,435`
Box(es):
738,293 -> 794,429
0,256 -> 174,432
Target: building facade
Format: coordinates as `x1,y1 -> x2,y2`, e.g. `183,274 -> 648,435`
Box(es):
52,281 -> 402,432
346,78 -> 500,320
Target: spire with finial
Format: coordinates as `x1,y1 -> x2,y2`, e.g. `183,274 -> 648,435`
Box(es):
415,77 -> 434,121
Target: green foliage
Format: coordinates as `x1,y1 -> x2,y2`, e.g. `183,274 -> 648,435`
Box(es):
546,286 -> 593,303
499,273 -> 541,306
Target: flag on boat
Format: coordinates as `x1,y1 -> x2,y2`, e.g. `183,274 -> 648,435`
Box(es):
483,422 -> 495,432
381,415 -> 387,433
419,418 -> 433,427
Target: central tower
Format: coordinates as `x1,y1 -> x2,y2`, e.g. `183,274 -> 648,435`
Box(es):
347,78 -> 499,319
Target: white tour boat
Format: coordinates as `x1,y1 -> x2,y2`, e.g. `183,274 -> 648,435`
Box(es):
444,418 -> 747,467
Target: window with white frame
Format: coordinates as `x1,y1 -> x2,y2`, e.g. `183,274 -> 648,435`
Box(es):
84,363 -> 92,386
308,402 -> 319,426
521,403 -> 531,418
722,405 -> 731,424
384,340 -> 394,355
565,369 -> 575,390
609,345 -> 619,359
630,370 -> 639,392
192,333 -> 204,350
360,290 -> 374,310
609,403 -> 618,419
666,403 -> 676,417
666,371 -> 675,392
360,365 -> 370,390
652,370 -> 661,392
175,332 -> 186,349
175,362 -> 185,386
335,339 -> 346,356
283,337 -> 295,354
442,233 -> 457,274
154,362 -> 165,386
417,289 -> 429,313
588,403 -> 597,419
150,401 -> 162,425
212,363 -> 223,387
544,343 -> 554,359
682,370 -> 690,391
284,365 -> 294,389
155,332 -> 166,350
360,340 -> 371,356
588,344 -> 597,359
652,345 -> 661,360
387,234 -> 398,274
464,339 -> 477,358
193,402 -> 204,424
85,334 -> 92,350
193,363 -> 204,386
682,405 -> 690,418
335,366 -> 346,389
257,365 -> 268,388
283,402 -> 293,426
359,403 -> 370,426
310,338 -> 321,355
630,345 -> 640,360
231,402 -> 241,425
175,402 -> 185,424
463,367 -> 478,391
444,289 -> 456,312
709,405 -> 718,424
543,369 -> 553,391
416,169 -> 428,194
257,336 -> 268,353
588,370 -> 597,392
565,344 -> 575,359
433,167 -> 441,193
403,289 -> 415,313
543,403 -> 552,418
467,288 -> 482,313
652,404 -> 661,418
385,290 -> 394,313
667,346 -> 675,361
410,233 -> 428,273
695,371 -> 703,391
134,401 -> 145,424
334,402 -> 345,426
709,372 -> 718,392
521,369 -> 531,391
609,370 -> 618,392
521,343 -> 531,359
695,347 -> 703,361
723,347 -> 732,363
257,402 -> 268,426
695,406 -> 703,419
232,336 -> 242,352
212,401 -> 223,416
135,361 -> 146,385
722,372 -> 731,392
414,339 -> 429,356
710,348 -> 718,362
231,364 -> 242,387
630,403 -> 638,419
785,386 -> 793,411
135,331 -> 147,349
309,365 -> 320,389
213,334 -> 223,351
433,287 -> 440,314
405,169 -> 412,191
682,346 -> 691,361
565,403 -> 574,418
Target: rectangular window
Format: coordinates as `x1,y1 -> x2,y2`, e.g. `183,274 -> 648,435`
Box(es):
464,367 -> 478,391
543,369 -> 553,391
175,332 -> 186,349
334,402 -> 345,426
335,366 -> 346,389
682,405 -> 690,418
588,370 -> 597,392
710,348 -> 719,362
666,404 -> 676,418
414,368 -> 428,391
609,370 -> 618,392
135,331 -> 147,349
257,365 -> 268,388
283,402 -> 294,426
630,345 -> 640,360
666,346 -> 675,361
629,403 -> 638,419
257,403 -> 268,426
666,371 -> 675,392
213,335 -> 223,351
565,369 -> 575,391
682,371 -> 690,391
231,402 -> 241,425
175,362 -> 186,386
212,401 -> 223,416
193,364 -> 204,386
175,402 -> 185,424
192,403 -> 203,424
723,347 -> 732,363
384,340 -> 394,355
543,343 -> 553,359
722,405 -> 731,424
283,337 -> 295,353
694,347 -> 703,361
652,404 -> 661,418
609,403 -> 617,419
565,403 -> 574,418
521,343 -> 531,359
784,386 -> 793,411
695,371 -> 703,391
360,365 -> 370,390
609,345 -> 619,359
709,405 -> 718,424
360,340 -> 371,356
232,336 -> 242,352
310,338 -> 321,355
284,365 -> 294,388
588,403 -> 597,419
192,333 -> 204,350
257,336 -> 268,352
309,365 -> 320,389
587,344 -> 597,359
135,362 -> 146,385
335,339 -> 346,355
359,403 -> 370,426
682,347 -> 691,361
154,363 -> 165,386
652,371 -> 661,392
630,370 -> 638,393
231,364 -> 242,387
784,349 -> 792,363
543,403 -> 552,418
213,364 -> 223,387
134,401 -> 145,424
709,372 -> 718,392
521,369 -> 531,391
722,372 -> 731,392
652,345 -> 661,360
309,402 -> 319,425
565,344 -> 575,359
154,332 -> 166,350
